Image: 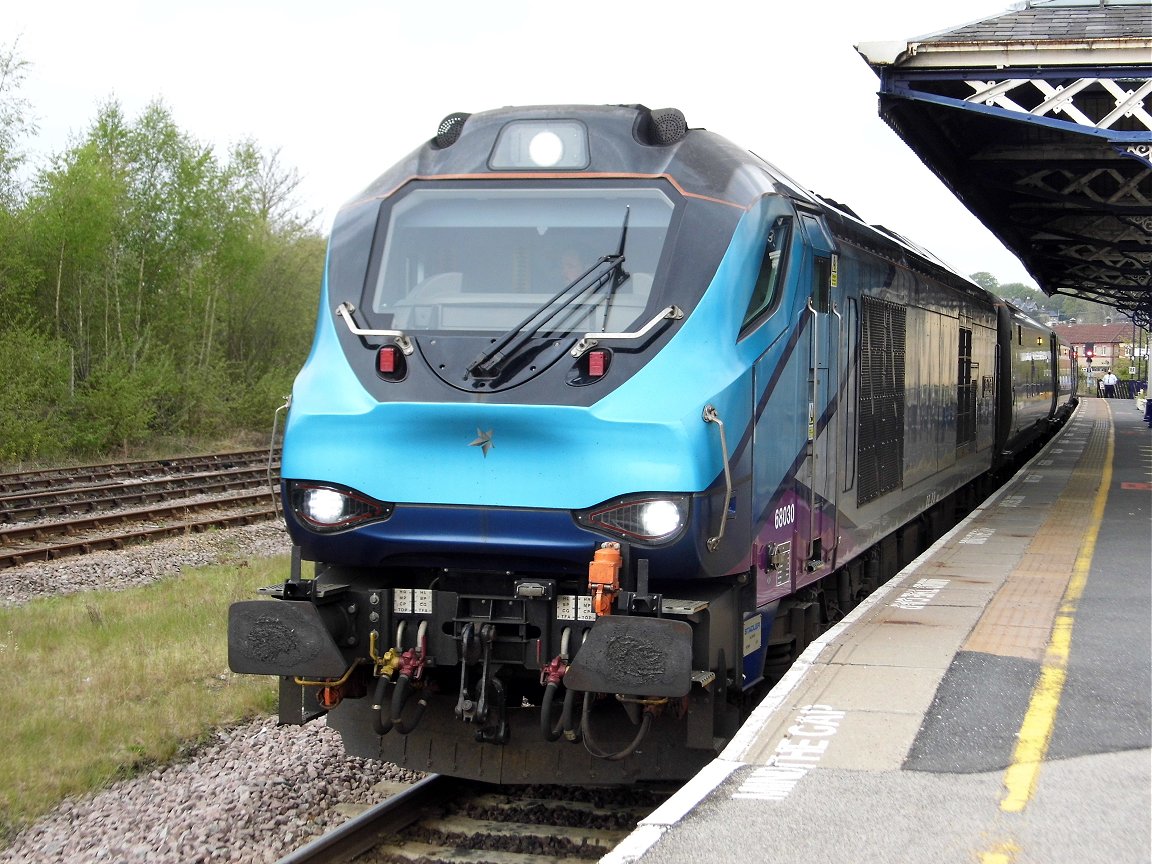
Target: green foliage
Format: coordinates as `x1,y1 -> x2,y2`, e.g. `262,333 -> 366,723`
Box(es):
0,41 -> 36,208
0,43 -> 323,463
228,366 -> 296,431
994,282 -> 1041,303
69,352 -> 164,455
0,325 -> 72,462
970,271 -> 1041,303
968,271 -> 1000,293
969,271 -> 1122,323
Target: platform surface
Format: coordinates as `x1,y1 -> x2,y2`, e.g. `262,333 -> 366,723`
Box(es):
607,397 -> 1151,864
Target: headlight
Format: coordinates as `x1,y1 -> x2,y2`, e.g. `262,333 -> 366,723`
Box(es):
288,482 -> 393,532
575,494 -> 690,544
489,120 -> 589,169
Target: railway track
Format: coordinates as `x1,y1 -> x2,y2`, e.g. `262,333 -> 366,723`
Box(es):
279,775 -> 672,864
0,450 -> 282,570
0,449 -> 274,494
0,465 -> 274,522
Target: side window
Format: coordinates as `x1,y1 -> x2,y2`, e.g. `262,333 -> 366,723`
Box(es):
741,216 -> 792,331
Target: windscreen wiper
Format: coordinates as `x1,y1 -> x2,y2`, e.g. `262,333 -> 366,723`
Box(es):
597,207 -> 631,334
466,208 -> 631,380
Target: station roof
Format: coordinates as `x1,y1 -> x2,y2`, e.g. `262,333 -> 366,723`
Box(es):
857,0 -> 1152,327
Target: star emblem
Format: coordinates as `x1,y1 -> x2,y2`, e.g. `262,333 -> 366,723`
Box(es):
469,428 -> 494,457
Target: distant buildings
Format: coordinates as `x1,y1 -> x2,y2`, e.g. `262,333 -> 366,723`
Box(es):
1052,322 -> 1149,384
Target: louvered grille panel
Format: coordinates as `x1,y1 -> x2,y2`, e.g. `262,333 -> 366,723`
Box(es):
857,297 -> 906,505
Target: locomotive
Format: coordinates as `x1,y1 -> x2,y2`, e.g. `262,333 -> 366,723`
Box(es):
228,104 -> 1076,785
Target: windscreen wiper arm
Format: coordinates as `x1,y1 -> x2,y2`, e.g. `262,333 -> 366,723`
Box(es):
466,208 -> 631,380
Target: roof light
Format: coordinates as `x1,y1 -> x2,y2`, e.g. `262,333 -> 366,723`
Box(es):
490,120 -> 589,170
529,131 -> 564,167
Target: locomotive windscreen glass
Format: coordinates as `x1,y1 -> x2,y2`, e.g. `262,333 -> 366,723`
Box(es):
369,186 -> 674,334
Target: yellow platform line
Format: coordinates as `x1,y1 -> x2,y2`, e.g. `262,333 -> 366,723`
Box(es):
999,404 -> 1114,814
980,840 -> 1020,864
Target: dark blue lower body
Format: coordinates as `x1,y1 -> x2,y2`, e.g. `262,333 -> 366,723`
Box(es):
283,487 -> 725,580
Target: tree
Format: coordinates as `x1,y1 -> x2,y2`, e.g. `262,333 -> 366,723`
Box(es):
0,325 -> 72,461
970,271 -> 1041,303
969,271 -> 999,293
0,40 -> 35,209
26,138 -> 127,367
3,89 -> 325,463
230,142 -> 316,231
969,271 -> 1123,323
0,42 -> 38,328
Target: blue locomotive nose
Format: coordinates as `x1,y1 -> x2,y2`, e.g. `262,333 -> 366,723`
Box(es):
277,382 -> 739,576
281,399 -> 712,511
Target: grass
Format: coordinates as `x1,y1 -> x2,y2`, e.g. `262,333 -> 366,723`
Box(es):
0,554 -> 284,842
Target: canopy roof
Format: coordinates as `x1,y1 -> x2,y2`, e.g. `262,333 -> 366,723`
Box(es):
858,0 -> 1152,326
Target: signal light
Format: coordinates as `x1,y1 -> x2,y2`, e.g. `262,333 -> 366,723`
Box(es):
376,345 -> 406,380
378,346 -> 397,373
567,347 -> 613,387
588,350 -> 607,378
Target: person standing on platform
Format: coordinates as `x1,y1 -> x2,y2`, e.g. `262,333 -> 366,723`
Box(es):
1102,369 -> 1118,398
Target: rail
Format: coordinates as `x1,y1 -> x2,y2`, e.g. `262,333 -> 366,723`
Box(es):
0,451 -> 283,570
274,775 -> 672,864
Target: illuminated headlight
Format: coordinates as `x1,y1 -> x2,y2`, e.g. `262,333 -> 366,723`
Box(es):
490,120 -> 589,170
288,482 -> 393,532
575,495 -> 690,544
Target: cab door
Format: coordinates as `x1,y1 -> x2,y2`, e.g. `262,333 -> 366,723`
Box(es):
796,210 -> 839,585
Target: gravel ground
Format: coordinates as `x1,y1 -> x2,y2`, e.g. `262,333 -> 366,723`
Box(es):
0,520 -> 290,607
0,522 -> 422,864
0,716 -> 420,864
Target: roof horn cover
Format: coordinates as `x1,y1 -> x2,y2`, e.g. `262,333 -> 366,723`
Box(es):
635,107 -> 688,146
434,112 -> 471,149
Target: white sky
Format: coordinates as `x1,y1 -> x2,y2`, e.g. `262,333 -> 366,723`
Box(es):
6,0 -> 1037,286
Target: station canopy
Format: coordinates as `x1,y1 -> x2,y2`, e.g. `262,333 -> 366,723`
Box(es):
857,0 -> 1152,326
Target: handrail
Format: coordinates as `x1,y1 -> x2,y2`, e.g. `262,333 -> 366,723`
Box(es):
830,300 -> 842,566
569,305 -> 683,358
807,298 -> 820,563
335,302 -> 414,355
702,404 -> 733,552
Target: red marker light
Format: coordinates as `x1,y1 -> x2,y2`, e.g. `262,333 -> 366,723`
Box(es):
378,346 -> 397,374
588,350 -> 607,378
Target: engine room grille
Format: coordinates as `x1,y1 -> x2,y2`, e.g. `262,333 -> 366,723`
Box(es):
857,296 -> 906,505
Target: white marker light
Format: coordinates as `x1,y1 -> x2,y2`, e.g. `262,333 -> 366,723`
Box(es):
490,120 -> 589,170
528,131 -> 564,167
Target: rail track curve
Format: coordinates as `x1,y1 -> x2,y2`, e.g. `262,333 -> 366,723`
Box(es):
277,774 -> 672,864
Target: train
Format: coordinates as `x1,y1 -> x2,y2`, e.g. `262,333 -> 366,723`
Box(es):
228,104 -> 1077,785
